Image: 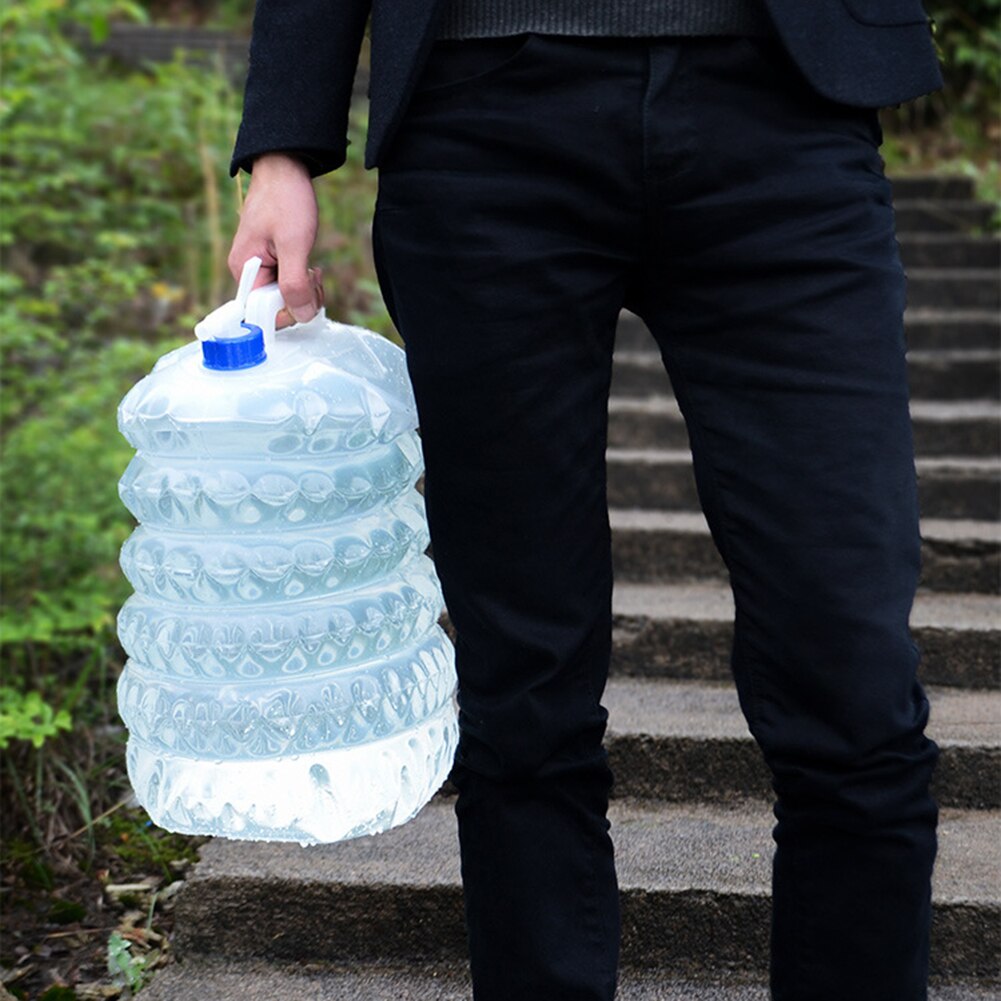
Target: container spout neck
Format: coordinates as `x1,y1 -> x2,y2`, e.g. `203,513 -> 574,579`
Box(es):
194,258 -> 267,371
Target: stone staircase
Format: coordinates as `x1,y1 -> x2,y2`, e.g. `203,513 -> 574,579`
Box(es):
143,174 -> 1000,1000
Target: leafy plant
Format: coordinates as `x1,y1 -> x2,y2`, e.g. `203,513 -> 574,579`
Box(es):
0,0 -> 387,885
1,337 -> 178,652
107,930 -> 151,992
0,688 -> 72,749
1,62 -> 239,425
929,0 -> 1001,120
882,1 -> 1001,174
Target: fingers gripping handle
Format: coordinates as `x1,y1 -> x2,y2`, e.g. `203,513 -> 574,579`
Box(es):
194,257 -> 326,360
242,256 -> 326,349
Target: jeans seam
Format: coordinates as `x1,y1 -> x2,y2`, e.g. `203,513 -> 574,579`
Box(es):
656,349 -> 769,733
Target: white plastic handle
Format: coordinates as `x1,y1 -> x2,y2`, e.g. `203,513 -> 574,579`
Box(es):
235,256 -> 262,313
244,281 -> 287,347
194,257 -> 318,349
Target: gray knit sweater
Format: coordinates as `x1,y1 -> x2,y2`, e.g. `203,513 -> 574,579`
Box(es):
436,0 -> 776,39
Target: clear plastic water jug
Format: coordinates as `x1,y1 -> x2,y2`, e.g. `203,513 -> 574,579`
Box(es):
115,259 -> 458,844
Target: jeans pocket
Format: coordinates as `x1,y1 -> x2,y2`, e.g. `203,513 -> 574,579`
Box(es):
414,33 -> 537,96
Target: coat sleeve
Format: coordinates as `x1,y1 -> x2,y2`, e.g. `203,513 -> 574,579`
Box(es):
230,0 -> 372,177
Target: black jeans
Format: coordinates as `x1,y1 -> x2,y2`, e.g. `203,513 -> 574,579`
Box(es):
372,32 -> 939,1001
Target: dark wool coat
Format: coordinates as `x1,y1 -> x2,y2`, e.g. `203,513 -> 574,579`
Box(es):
230,0 -> 943,176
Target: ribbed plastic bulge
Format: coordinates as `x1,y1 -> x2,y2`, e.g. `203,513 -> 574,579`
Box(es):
116,268 -> 457,844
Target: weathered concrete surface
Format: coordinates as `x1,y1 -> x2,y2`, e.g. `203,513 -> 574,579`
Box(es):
610,348 -> 1000,401
907,349 -> 1001,399
900,234 -> 1001,270
910,400 -> 1001,457
610,582 -> 1001,689
615,307 -> 1000,352
171,798 -> 999,977
604,447 -> 1001,520
139,958 -> 1001,1001
906,270 -> 1001,311
607,395 -> 1001,457
609,506 -> 1001,593
602,677 -> 1001,808
892,200 -> 996,233
889,176 -> 976,200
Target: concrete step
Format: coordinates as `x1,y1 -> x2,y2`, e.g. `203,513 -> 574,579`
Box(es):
602,677 -> 1001,809
890,175 -> 976,201
170,798 -> 999,979
897,401 -> 1000,457
615,309 -> 1000,352
610,582 -> 1000,689
610,349 -> 1000,402
900,234 -> 1001,270
907,351 -> 1001,401
140,959 -> 999,1001
893,200 -> 997,233
607,396 -> 1001,458
905,269 -> 1000,311
902,310 -> 1001,351
605,448 -> 1001,521
609,508 -> 1001,594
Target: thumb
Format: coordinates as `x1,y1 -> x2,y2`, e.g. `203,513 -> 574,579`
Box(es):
276,247 -> 318,324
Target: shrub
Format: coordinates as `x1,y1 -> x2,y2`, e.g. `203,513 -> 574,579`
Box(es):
0,0 -> 386,867
1,0 -> 385,669
883,1 -> 1001,175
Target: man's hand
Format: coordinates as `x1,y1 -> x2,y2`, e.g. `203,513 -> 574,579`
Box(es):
228,153 -> 323,326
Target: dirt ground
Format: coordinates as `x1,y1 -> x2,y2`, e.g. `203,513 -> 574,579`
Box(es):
2,808 -> 205,1001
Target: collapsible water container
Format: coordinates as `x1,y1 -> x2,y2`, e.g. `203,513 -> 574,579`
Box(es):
115,258 -> 458,844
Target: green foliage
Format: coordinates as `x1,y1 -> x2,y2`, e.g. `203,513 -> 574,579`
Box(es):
137,0 -> 254,31
0,4 -> 238,876
107,930 -> 150,991
929,1 -> 1001,119
1,336 -> 179,650
48,897 -> 89,924
0,688 -> 72,749
885,1 -> 1000,172
1,0 -> 237,652
0,0 -> 387,882
101,807 -> 203,874
1,6 -> 240,425
39,987 -> 80,1001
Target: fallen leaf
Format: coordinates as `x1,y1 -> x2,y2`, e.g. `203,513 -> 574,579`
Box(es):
157,880 -> 185,903
117,910 -> 145,930
75,983 -> 122,1000
104,880 -> 159,899
1,964 -> 34,985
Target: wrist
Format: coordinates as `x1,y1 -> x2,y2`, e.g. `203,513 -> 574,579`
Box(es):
251,152 -> 313,180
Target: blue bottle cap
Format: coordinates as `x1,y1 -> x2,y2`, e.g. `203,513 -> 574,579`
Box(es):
201,322 -> 266,370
